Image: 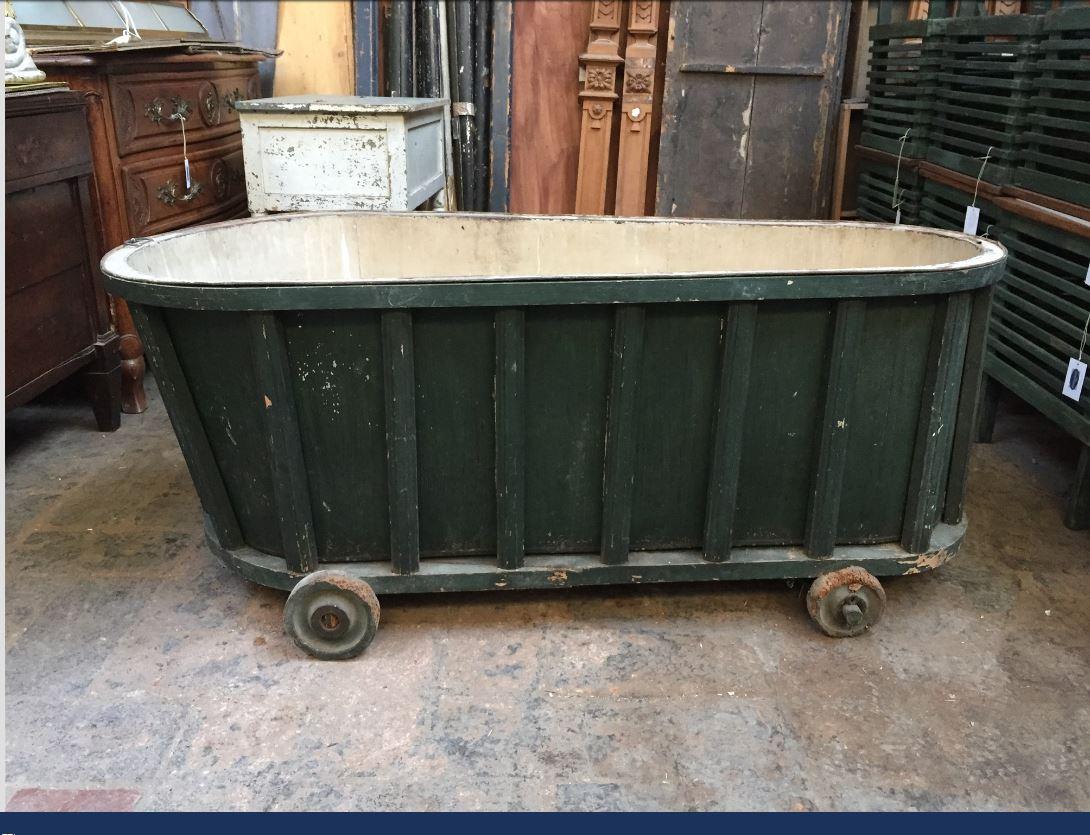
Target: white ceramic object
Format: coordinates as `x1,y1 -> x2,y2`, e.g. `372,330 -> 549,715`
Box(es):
236,95 -> 448,214
5,13 -> 46,86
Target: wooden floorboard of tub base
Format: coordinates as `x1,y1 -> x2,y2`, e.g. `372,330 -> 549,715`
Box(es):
208,520 -> 968,595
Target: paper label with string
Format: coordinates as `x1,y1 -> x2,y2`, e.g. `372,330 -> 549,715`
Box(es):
1063,358 -> 1086,402
184,158 -> 192,190
895,207 -> 901,225
963,206 -> 980,235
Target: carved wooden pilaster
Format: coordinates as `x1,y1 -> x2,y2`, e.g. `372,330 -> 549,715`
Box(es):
574,0 -> 624,214
614,0 -> 660,216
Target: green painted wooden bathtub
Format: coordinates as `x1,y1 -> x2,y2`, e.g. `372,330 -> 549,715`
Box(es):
103,212 -> 1005,657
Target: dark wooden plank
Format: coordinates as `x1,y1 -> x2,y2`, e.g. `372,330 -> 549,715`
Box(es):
495,308 -> 526,568
282,310 -> 389,561
733,301 -> 831,544
248,312 -> 318,574
740,0 -> 849,219
413,310 -> 496,555
656,1 -> 764,218
943,287 -> 993,524
488,0 -> 514,212
805,299 -> 866,557
165,309 -> 282,554
704,302 -> 758,561
130,304 -> 243,549
601,306 -> 647,565
901,292 -> 972,554
524,306 -> 612,553
630,304 -> 722,549
384,0 -> 413,96
655,0 -> 849,219
352,0 -> 382,96
381,310 -> 421,575
838,297 -> 936,543
679,63 -> 825,76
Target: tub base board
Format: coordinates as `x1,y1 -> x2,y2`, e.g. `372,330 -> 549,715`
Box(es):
206,518 -> 966,595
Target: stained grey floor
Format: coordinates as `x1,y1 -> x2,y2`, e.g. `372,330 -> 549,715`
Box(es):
5,378 -> 1089,811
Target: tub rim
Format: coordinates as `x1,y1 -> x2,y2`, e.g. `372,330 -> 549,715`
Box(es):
101,211 -> 1007,310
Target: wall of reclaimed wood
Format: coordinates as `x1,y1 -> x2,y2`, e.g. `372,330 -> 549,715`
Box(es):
273,1 -> 355,96
509,1 -> 591,214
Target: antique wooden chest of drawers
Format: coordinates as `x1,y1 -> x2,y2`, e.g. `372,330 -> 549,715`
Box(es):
35,48 -> 263,413
5,87 -> 121,431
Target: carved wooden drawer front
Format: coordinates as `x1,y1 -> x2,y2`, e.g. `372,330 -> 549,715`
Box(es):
109,68 -> 260,157
121,138 -> 246,236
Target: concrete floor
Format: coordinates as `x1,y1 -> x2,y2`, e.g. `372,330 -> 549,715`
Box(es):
5,377 -> 1089,811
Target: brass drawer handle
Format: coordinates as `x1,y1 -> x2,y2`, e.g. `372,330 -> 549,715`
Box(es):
157,178 -> 203,206
145,95 -> 193,125
223,87 -> 244,112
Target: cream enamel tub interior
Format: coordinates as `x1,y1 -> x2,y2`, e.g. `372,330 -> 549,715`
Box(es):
105,212 -> 1003,285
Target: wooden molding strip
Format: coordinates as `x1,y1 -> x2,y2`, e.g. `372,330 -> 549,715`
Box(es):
574,0 -> 624,215
679,63 -> 825,76
614,0 -> 661,216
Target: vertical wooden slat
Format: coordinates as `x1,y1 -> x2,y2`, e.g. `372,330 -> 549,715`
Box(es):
943,288 -> 993,524
704,302 -> 758,562
901,292 -> 972,553
382,310 -> 421,575
805,299 -> 867,557
488,0 -> 514,212
384,0 -> 414,97
352,0 -> 382,96
601,305 -> 646,565
495,308 -> 525,569
249,312 -> 318,573
130,304 -> 243,549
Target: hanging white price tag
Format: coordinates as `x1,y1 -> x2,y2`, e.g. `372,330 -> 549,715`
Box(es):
1064,358 -> 1087,402
184,157 -> 192,190
895,207 -> 901,225
963,206 -> 980,235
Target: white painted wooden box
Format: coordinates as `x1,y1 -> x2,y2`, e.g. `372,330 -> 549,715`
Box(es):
236,95 -> 448,214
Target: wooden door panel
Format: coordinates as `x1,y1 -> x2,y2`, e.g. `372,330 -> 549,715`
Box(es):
655,0 -> 849,220
743,76 -> 834,218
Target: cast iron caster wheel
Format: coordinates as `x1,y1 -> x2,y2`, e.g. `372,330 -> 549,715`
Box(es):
283,571 -> 380,660
806,566 -> 886,638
